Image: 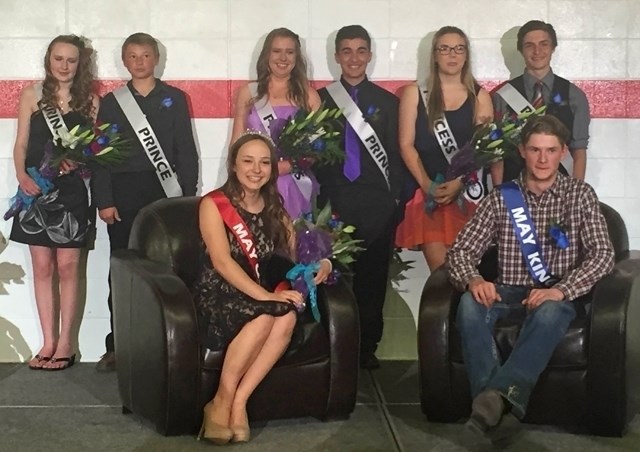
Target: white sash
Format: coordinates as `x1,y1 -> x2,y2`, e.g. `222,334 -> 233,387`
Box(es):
418,83 -> 484,204
248,82 -> 277,133
36,83 -> 69,137
113,86 -> 183,198
247,82 -> 314,202
325,81 -> 390,189
496,83 -> 535,115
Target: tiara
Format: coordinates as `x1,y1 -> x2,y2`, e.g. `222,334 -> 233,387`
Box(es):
234,129 -> 277,149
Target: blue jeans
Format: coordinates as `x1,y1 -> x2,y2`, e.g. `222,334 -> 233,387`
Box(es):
455,285 -> 576,418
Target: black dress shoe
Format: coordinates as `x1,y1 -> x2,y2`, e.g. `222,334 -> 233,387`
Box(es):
96,351 -> 116,372
359,352 -> 380,369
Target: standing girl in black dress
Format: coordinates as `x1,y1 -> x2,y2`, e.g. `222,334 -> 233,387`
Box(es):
11,35 -> 99,370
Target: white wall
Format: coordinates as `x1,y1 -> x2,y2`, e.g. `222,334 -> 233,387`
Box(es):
0,0 -> 638,361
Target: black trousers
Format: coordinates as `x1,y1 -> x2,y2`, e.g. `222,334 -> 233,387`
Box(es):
351,217 -> 396,355
105,172 -> 166,352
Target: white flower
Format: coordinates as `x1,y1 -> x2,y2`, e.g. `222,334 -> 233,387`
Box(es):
55,127 -> 81,149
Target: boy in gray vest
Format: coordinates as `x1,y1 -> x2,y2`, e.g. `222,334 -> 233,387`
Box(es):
493,20 -> 590,181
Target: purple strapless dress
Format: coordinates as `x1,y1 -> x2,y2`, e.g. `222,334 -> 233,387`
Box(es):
246,105 -> 319,219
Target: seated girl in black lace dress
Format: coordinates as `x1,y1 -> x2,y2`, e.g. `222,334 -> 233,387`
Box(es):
193,132 -> 331,444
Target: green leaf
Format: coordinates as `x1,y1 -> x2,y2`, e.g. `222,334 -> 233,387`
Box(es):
316,202 -> 332,226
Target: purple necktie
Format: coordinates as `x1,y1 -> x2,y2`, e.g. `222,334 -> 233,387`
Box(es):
343,86 -> 360,181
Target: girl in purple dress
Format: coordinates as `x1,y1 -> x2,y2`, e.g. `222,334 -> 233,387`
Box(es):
231,28 -> 321,219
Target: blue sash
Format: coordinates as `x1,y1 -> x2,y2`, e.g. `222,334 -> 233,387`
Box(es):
500,181 -> 553,286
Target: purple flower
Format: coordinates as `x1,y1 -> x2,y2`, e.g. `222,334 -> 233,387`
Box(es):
161,97 -> 173,109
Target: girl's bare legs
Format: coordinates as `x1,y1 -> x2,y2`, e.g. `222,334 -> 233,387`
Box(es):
206,314 -> 276,427
27,246 -> 56,368
229,312 -> 296,428
43,248 -> 81,368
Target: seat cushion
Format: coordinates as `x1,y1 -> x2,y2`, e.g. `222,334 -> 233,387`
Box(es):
450,308 -> 589,368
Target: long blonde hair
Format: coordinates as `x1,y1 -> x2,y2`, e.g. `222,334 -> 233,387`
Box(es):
425,26 -> 477,132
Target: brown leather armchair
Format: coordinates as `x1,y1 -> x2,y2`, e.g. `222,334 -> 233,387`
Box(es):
418,203 -> 640,436
110,196 -> 359,436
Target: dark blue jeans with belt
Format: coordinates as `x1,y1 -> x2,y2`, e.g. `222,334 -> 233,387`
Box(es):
456,285 -> 576,418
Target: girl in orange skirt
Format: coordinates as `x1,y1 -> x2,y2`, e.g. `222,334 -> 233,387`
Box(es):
396,26 -> 501,271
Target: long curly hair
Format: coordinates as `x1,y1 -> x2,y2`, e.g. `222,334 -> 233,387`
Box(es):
254,28 -> 310,110
221,132 -> 291,254
41,35 -> 95,119
426,26 -> 477,132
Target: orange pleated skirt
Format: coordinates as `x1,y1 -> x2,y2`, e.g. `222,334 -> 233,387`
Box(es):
395,188 -> 477,248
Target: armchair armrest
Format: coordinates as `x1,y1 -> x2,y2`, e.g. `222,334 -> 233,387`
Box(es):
111,249 -> 200,435
418,266 -> 461,421
587,253 -> 640,436
317,266 -> 359,419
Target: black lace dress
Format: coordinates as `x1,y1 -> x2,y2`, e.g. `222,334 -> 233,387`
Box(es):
193,206 -> 297,351
9,110 -> 90,247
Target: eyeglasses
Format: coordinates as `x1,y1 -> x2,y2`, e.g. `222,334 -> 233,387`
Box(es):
435,45 -> 467,55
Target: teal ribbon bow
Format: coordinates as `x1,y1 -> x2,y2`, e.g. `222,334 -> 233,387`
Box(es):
286,262 -> 321,321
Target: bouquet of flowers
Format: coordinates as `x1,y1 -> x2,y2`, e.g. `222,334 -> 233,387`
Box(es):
286,202 -> 365,321
424,106 -> 546,213
269,106 -> 344,175
4,122 -> 128,221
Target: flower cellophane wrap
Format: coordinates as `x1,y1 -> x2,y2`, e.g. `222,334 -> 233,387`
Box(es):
425,105 -> 547,214
286,202 -> 365,321
4,122 -> 129,221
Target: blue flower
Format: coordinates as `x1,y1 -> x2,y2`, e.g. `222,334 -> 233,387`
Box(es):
312,138 -> 326,152
552,92 -> 563,105
303,212 -> 314,222
489,128 -> 503,140
96,135 -> 110,146
328,218 -> 340,229
161,97 -> 173,109
364,105 -> 380,122
83,147 -> 92,156
108,123 -> 120,134
549,224 -> 569,249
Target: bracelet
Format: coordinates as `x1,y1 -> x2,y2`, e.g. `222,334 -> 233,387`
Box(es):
320,258 -> 333,272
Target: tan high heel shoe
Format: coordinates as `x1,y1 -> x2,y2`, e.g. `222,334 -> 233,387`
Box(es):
197,402 -> 233,445
230,407 -> 250,443
230,423 -> 250,443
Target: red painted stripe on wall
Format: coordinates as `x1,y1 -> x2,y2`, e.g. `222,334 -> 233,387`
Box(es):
0,79 -> 638,119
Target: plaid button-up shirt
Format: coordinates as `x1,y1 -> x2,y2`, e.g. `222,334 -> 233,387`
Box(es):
446,173 -> 614,300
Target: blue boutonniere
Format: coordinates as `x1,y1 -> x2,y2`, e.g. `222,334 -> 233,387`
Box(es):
160,97 -> 173,109
363,105 -> 380,123
549,219 -> 569,249
551,92 -> 568,107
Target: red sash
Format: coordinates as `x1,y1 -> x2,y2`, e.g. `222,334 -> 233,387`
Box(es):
208,190 -> 260,281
